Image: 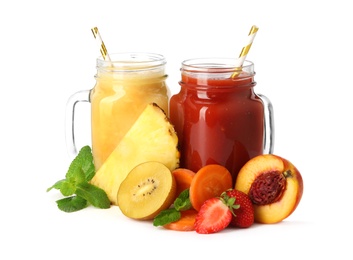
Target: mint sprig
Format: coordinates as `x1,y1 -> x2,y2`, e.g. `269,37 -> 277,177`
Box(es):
153,189 -> 191,226
47,145 -> 110,212
173,188 -> 191,211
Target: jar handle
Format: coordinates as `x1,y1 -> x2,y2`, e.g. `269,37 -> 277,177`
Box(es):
65,89 -> 91,159
258,94 -> 275,154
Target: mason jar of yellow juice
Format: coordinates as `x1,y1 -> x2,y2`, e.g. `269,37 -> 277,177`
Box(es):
66,53 -> 169,170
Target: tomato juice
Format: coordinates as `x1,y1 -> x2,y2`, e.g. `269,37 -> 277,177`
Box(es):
169,59 -> 269,182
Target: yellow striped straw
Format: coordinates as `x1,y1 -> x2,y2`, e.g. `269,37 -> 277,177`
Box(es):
231,25 -> 259,78
91,27 -> 112,64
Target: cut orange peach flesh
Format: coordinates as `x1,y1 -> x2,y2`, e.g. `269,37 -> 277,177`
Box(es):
235,154 -> 303,224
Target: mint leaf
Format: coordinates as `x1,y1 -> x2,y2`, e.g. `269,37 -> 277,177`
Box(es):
153,189 -> 192,227
59,180 -> 76,196
153,208 -> 181,226
66,167 -> 86,188
47,145 -> 110,212
66,146 -> 95,182
46,179 -> 66,192
56,196 -> 87,212
76,182 -> 110,209
80,147 -> 95,181
174,189 -> 191,211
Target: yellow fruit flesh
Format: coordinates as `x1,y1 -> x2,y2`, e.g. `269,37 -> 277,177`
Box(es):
91,70 -> 168,170
90,103 -> 179,205
117,161 -> 176,220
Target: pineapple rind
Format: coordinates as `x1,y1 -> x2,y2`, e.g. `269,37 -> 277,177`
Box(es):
90,103 -> 180,205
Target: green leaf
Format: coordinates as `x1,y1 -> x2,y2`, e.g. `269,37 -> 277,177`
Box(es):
220,192 -> 240,217
47,145 -> 109,213
66,168 -> 86,186
174,189 -> 191,211
153,189 -> 192,227
66,145 -> 95,182
153,208 -> 181,226
76,182 -> 110,209
80,147 -> 95,181
56,196 -> 87,212
59,180 -> 76,196
46,179 -> 66,192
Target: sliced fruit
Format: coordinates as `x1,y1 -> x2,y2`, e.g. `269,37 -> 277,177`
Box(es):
90,103 -> 180,205
235,154 -> 304,224
171,168 -> 196,197
194,197 -> 232,234
163,209 -> 198,231
189,164 -> 233,211
117,161 -> 177,220
223,189 -> 254,228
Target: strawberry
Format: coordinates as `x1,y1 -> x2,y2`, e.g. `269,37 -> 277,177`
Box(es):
223,189 -> 254,228
194,197 -> 236,234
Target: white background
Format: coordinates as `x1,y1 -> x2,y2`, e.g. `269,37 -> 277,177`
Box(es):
1,0 -> 352,259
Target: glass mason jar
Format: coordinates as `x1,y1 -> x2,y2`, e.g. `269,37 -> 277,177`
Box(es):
169,58 -> 274,182
66,53 -> 169,170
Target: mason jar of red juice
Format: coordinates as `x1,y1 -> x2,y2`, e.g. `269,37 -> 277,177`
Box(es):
169,58 -> 274,182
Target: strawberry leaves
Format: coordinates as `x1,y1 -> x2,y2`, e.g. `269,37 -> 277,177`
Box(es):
219,193 -> 240,217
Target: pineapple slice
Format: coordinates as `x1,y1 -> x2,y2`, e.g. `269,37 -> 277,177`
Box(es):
90,103 -> 180,205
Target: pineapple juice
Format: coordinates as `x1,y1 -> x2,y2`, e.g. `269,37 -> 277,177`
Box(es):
90,53 -> 169,170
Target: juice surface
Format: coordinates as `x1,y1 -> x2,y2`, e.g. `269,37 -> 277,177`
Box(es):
170,73 -> 264,182
91,71 -> 168,170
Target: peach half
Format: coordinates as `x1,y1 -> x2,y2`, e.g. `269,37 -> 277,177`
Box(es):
234,154 -> 303,224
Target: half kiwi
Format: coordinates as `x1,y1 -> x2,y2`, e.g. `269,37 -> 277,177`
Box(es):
117,161 -> 177,220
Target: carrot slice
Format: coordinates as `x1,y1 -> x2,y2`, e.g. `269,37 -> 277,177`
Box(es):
172,168 -> 196,196
189,164 -> 233,211
163,209 -> 198,231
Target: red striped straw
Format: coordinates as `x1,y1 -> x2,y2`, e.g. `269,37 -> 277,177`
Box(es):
231,25 -> 259,78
